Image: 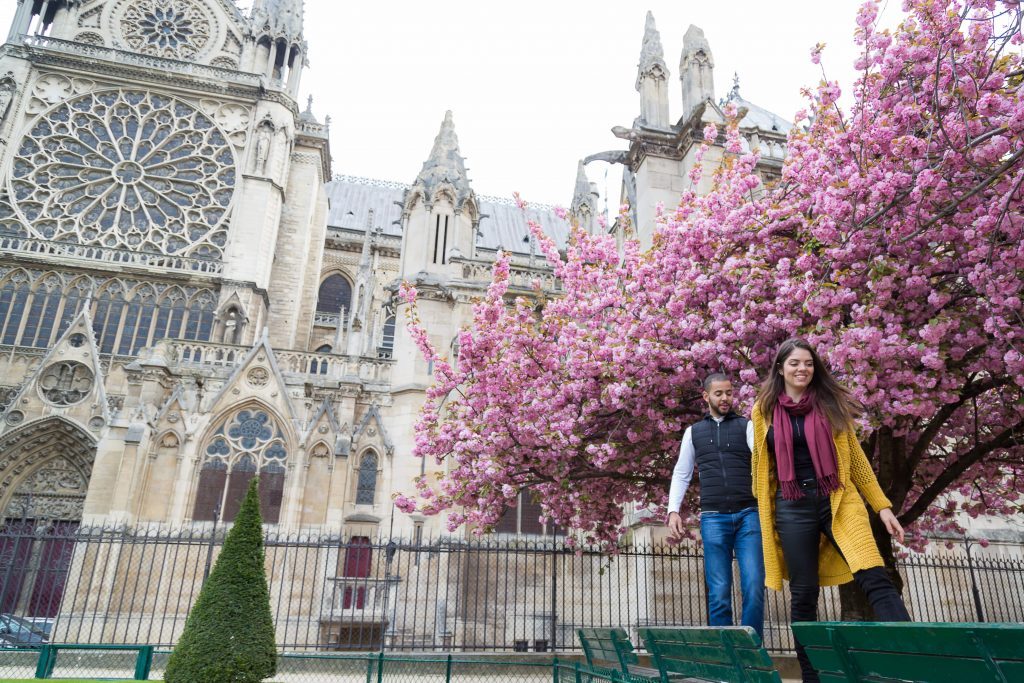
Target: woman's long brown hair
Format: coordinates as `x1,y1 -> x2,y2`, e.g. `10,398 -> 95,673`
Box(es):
755,338 -> 863,432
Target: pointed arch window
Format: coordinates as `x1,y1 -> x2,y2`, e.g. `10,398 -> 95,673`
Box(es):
432,214 -> 450,265
355,451 -> 378,505
0,271 -> 217,354
193,408 -> 288,523
309,344 -> 332,375
317,274 -> 352,315
378,316 -> 396,359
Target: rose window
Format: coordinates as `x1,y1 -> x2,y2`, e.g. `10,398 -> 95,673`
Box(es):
120,0 -> 212,61
9,90 -> 235,258
38,361 -> 94,406
204,409 -> 288,467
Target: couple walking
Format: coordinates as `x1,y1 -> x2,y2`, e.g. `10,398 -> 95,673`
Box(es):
666,338 -> 911,682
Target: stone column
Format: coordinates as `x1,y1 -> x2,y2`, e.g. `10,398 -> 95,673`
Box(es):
8,0 -> 33,41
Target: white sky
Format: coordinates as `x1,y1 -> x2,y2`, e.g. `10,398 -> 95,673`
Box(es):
1,0 -> 884,205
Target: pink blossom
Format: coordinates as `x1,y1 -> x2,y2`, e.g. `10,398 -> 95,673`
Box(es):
397,0 -> 1024,551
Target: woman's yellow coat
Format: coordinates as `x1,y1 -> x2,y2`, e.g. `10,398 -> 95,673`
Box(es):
751,406 -> 893,591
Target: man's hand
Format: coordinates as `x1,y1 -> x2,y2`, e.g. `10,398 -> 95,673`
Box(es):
879,508 -> 904,544
667,511 -> 685,540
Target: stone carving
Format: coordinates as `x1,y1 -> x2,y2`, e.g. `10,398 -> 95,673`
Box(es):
311,442 -> 330,457
107,394 -> 126,414
119,0 -> 213,61
246,367 -> 270,388
253,117 -> 275,176
6,456 -> 88,520
212,102 -> 250,147
74,32 -> 105,46
78,6 -> 103,29
39,362 -> 94,406
88,416 -> 105,430
5,410 -> 23,425
0,385 -> 20,414
221,31 -> 243,58
10,90 -> 236,257
68,333 -> 87,348
32,73 -> 73,105
0,420 -> 95,520
0,73 -> 15,122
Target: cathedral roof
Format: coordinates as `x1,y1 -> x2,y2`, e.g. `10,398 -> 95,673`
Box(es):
734,96 -> 792,134
723,75 -> 793,135
325,176 -> 569,255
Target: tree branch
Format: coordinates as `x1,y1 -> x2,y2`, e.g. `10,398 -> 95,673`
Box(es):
901,418 -> 1024,525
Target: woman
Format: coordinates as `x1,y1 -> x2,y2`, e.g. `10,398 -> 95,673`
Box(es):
751,338 -> 910,682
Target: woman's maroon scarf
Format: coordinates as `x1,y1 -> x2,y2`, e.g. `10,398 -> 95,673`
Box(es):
773,390 -> 842,500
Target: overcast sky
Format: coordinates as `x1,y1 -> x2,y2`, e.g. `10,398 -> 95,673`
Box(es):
2,0 -> 883,205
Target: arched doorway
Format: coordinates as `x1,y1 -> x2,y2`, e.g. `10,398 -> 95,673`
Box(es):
0,418 -> 95,623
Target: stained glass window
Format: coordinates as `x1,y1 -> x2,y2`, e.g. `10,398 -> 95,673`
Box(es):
193,407 -> 289,523
316,274 -> 352,315
355,451 -> 378,505
9,90 -> 235,258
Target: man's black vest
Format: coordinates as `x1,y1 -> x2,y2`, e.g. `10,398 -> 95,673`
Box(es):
691,412 -> 757,513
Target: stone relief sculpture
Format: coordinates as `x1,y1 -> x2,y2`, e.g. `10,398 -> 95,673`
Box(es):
0,72 -> 16,122
253,116 -> 275,175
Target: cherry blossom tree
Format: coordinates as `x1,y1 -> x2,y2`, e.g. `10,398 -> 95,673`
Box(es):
398,0 -> 1024,565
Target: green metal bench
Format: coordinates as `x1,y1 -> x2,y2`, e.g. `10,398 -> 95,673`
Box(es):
638,626 -> 782,682
34,643 -> 155,680
792,622 -> 1024,682
577,628 -> 660,681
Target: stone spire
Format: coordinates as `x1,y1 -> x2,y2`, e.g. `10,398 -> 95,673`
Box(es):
570,160 -> 598,234
410,111 -> 473,210
635,11 -> 670,128
251,0 -> 305,43
300,95 -> 319,123
680,24 -> 715,120
726,72 -> 741,103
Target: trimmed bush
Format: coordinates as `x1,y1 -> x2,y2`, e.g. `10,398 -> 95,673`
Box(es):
165,478 -> 276,682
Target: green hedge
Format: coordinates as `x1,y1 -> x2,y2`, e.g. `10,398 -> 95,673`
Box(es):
165,478 -> 277,682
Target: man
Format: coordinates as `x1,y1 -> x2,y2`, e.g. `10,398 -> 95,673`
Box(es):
667,373 -> 765,641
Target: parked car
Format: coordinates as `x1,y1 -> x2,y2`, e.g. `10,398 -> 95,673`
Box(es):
0,614 -> 48,647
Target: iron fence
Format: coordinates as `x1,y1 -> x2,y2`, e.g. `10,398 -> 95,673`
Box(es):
0,520 -> 1020,655
0,649 -> 596,682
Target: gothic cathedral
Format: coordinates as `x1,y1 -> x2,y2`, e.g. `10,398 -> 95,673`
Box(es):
0,2 -> 789,538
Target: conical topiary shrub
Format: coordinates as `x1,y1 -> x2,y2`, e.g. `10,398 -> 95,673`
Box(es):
165,478 -> 277,682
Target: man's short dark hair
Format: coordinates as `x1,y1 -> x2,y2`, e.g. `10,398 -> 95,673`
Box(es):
703,373 -> 730,392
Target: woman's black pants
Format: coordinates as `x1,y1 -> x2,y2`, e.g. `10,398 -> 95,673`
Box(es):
775,481 -> 911,683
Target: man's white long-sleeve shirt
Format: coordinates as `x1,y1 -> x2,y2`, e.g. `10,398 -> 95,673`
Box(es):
667,417 -> 755,514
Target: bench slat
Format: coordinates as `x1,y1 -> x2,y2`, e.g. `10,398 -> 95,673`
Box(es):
793,623 -> 1024,683
578,628 -> 657,682
639,626 -> 781,683
794,622 -> 1024,660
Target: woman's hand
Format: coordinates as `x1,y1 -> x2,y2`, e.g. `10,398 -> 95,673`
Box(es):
879,508 -> 904,544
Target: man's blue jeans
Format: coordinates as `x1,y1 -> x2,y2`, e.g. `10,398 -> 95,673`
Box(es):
699,507 -> 766,641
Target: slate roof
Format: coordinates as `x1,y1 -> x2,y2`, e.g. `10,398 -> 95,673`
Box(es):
325,175 -> 570,255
